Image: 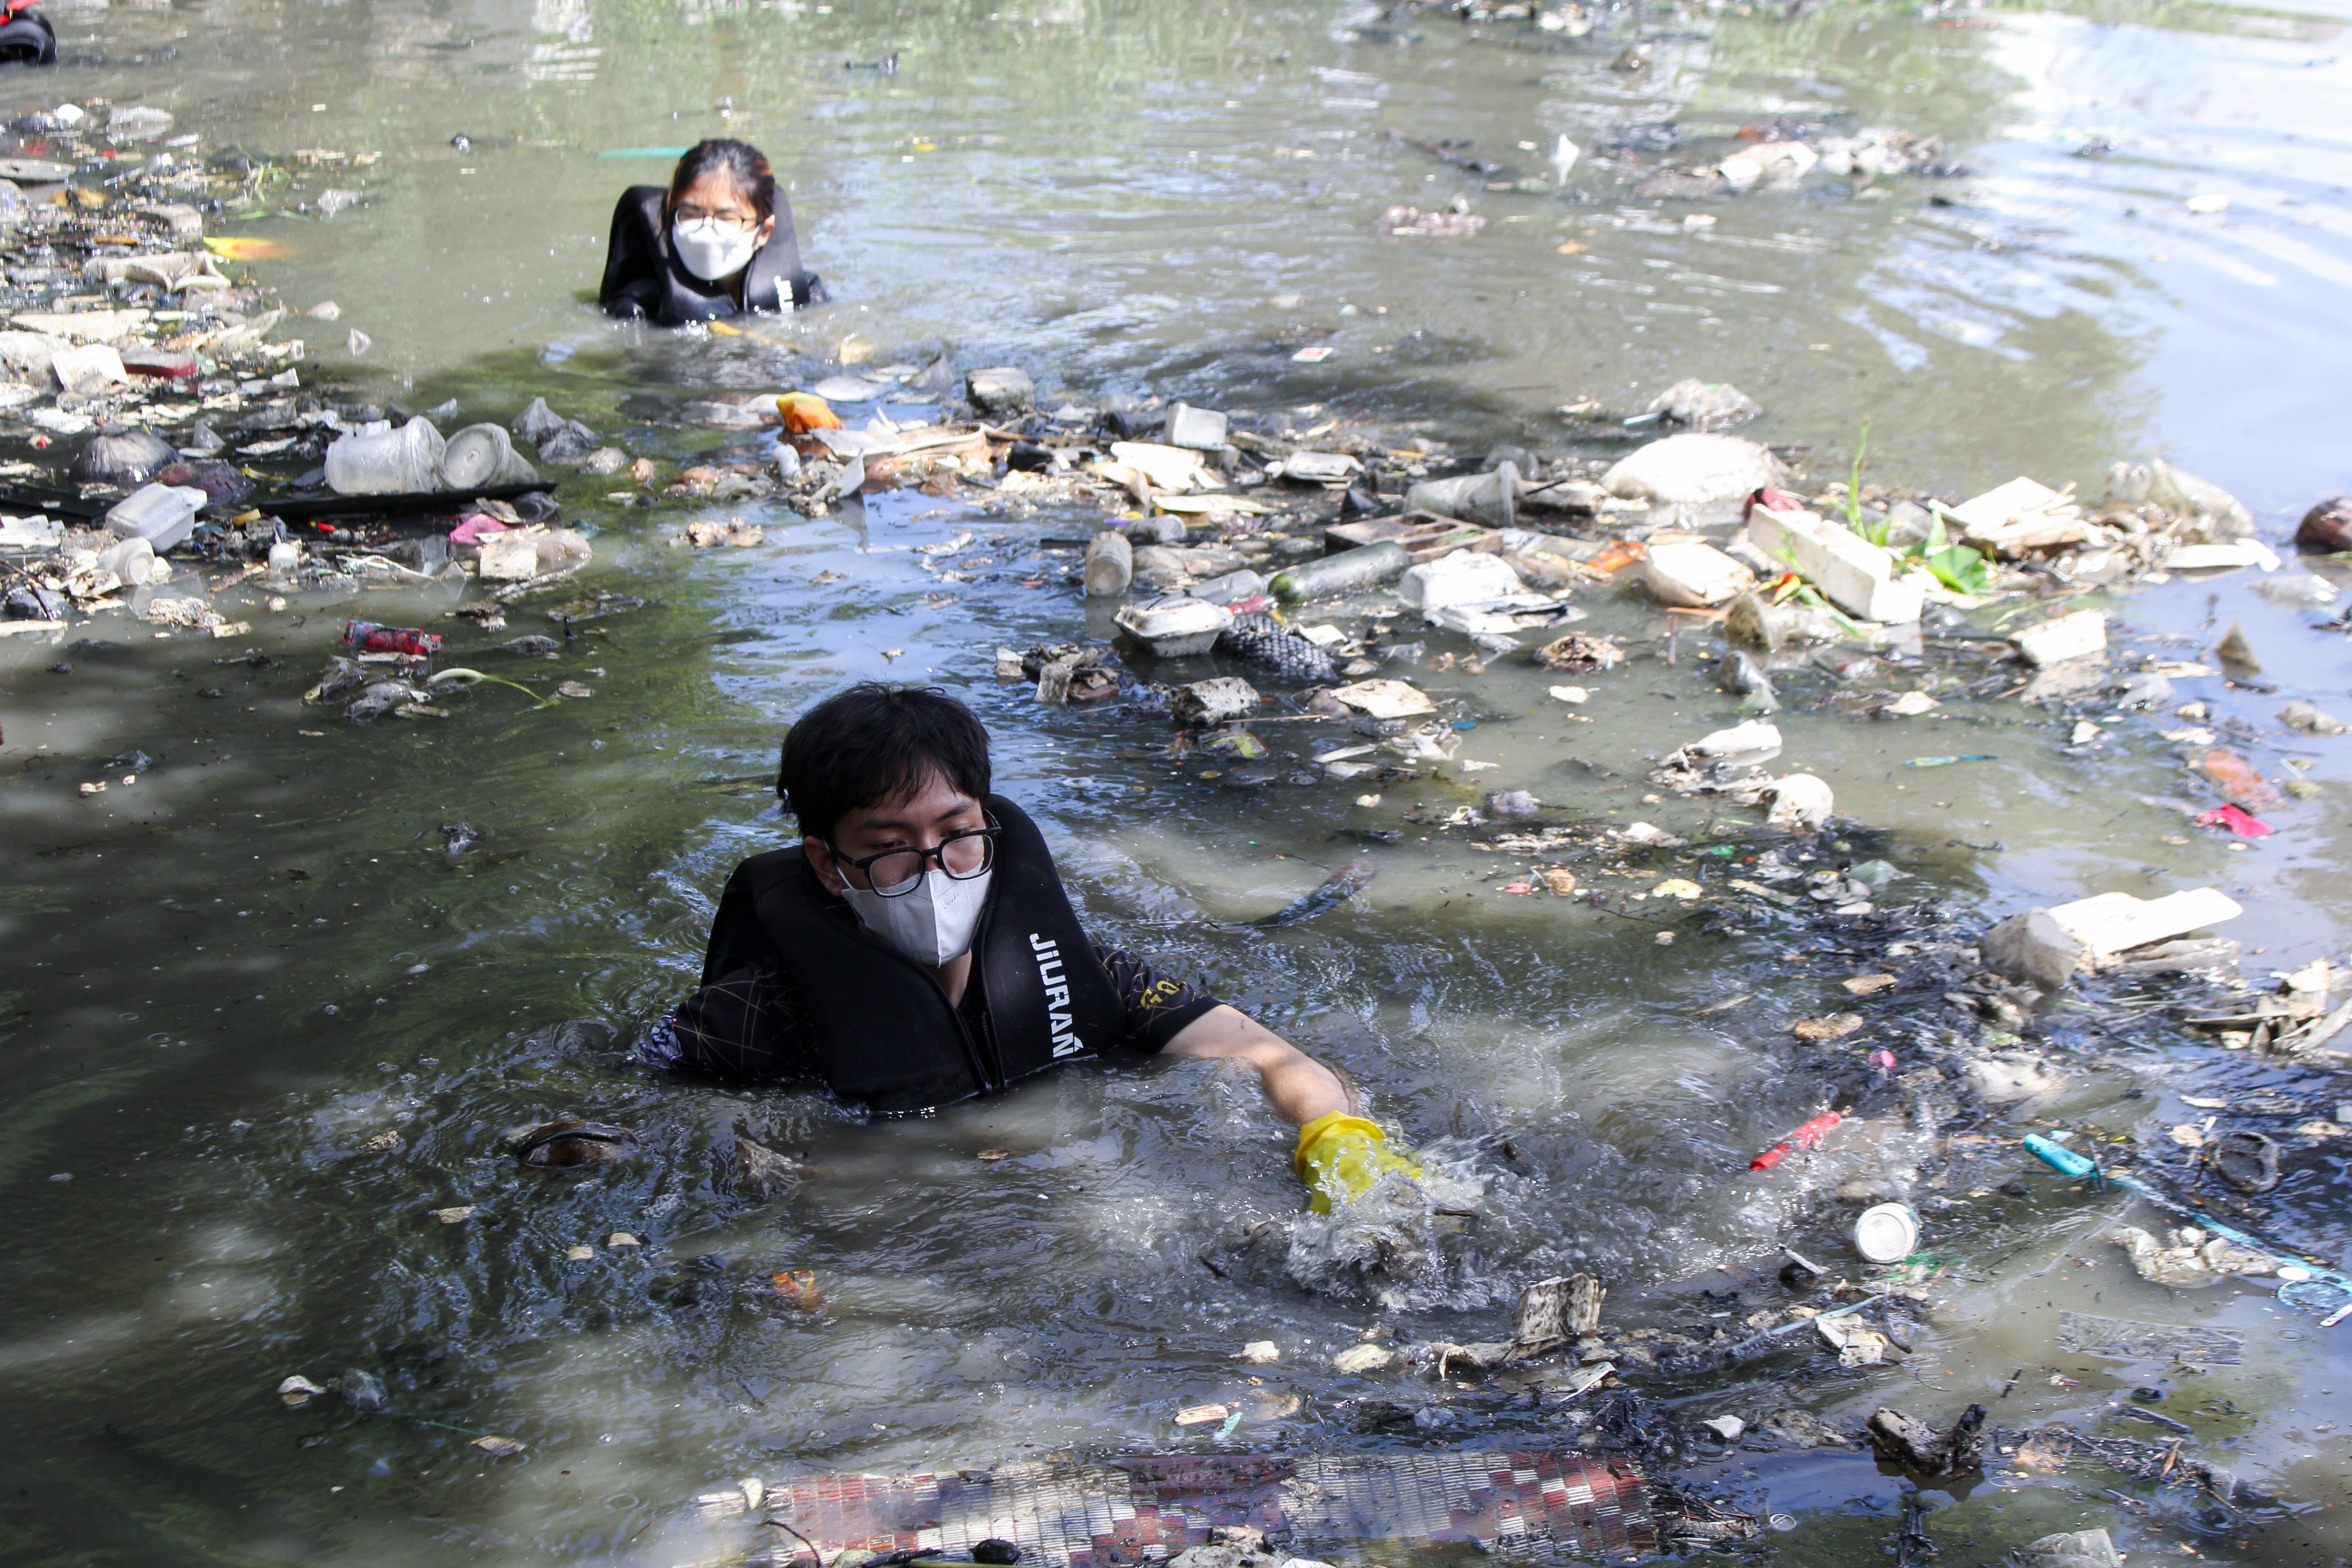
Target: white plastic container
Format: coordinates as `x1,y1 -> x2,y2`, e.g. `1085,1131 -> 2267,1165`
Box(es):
438,422 -> 538,490
1114,594 -> 1233,657
325,416 -> 446,496
1163,402 -> 1230,451
1397,549 -> 1525,610
103,481 -> 207,552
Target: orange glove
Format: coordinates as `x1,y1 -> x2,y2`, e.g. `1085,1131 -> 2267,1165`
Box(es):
1294,1111 -> 1426,1215
777,392 -> 843,433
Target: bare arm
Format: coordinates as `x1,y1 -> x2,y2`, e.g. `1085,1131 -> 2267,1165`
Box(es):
1159,1004 -> 1351,1126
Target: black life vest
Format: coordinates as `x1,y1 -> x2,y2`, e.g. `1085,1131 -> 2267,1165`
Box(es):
704,794 -> 1127,1116
598,186 -> 821,327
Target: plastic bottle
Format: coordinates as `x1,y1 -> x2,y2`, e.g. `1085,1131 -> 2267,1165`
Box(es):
103,481 -> 208,552
1083,530 -> 1132,596
1189,568 -> 1268,606
94,533 -> 158,585
1269,541 -> 1411,603
343,620 -> 443,657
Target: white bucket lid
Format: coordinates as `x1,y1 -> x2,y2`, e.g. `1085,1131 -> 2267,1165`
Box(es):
1853,1202 -> 1919,1264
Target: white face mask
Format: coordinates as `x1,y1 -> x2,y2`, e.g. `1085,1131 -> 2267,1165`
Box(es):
838,866 -> 993,969
671,216 -> 762,282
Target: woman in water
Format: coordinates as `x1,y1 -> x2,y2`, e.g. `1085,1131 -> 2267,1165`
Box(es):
599,138 -> 823,325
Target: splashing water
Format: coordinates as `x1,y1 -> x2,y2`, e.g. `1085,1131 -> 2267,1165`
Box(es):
1286,1150 -> 1490,1308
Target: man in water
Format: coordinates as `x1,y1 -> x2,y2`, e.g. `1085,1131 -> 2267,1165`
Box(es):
644,683 -> 1418,1210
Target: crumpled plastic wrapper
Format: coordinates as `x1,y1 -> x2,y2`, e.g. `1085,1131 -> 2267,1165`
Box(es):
2109,1225 -> 2275,1288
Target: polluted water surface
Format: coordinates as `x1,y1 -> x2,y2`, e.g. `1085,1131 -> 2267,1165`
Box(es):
0,0 -> 2351,1564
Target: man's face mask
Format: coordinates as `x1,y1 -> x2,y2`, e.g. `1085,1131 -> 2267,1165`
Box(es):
671,215 -> 762,282
838,865 -> 993,968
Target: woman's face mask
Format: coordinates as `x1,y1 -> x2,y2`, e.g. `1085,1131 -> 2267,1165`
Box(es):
838,867 -> 993,969
671,215 -> 762,282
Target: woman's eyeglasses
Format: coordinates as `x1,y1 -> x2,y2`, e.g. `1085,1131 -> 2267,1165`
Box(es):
673,206 -> 760,232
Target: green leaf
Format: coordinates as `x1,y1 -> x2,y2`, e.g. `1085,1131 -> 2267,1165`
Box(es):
1922,540 -> 1991,597
1841,419 -> 1872,537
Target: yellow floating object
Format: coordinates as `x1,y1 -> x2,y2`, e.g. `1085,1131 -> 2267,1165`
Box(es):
202,236 -> 286,261
777,392 -> 843,433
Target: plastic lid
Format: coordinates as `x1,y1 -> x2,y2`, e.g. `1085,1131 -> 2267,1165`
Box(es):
1853,1202 -> 1920,1264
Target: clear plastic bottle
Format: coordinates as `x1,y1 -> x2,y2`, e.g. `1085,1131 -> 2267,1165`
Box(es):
1269,541 -> 1411,603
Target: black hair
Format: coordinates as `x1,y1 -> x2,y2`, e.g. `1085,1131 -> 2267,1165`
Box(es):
665,138 -> 777,225
777,684 -> 993,840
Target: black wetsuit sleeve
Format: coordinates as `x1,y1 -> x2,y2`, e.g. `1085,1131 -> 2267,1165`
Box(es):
599,187 -> 664,321
1091,943 -> 1221,1052
655,963 -> 817,1081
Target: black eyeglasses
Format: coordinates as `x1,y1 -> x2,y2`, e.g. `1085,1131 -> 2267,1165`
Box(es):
828,827 -> 1000,897
673,205 -> 760,232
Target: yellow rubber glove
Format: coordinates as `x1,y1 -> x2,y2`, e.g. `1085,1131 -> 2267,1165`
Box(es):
1294,1111 -> 1425,1214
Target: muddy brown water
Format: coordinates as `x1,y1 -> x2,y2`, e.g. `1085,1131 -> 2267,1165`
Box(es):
3,0 -> 2352,1562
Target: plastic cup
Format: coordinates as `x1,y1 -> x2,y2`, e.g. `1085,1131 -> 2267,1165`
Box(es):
1406,461 -> 1519,529
325,416 -> 446,495
439,422 -> 539,490
1853,1202 -> 1920,1264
